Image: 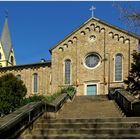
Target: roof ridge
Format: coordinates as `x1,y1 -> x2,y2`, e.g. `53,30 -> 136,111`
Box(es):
49,17 -> 140,53
0,60 -> 51,70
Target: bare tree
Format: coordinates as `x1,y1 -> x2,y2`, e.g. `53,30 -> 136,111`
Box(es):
113,1 -> 140,35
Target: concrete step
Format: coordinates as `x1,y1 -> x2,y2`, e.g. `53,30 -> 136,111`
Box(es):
112,99 -> 126,117
74,95 -> 109,102
33,128 -> 140,135
57,100 -> 123,118
31,134 -> 140,139
45,118 -> 140,123
36,122 -> 140,129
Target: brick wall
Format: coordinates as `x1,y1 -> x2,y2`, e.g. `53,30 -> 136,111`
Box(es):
51,18 -> 139,95
0,64 -> 51,97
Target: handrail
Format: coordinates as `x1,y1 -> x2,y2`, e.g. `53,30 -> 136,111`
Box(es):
46,93 -> 69,112
0,91 -> 74,138
112,89 -> 140,116
0,102 -> 42,129
0,101 -> 45,138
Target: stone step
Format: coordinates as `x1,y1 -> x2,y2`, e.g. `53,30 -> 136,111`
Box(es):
74,95 -> 109,102
31,134 -> 140,139
45,117 -> 140,123
36,122 -> 140,129
33,128 -> 140,135
112,99 -> 126,117
71,98 -> 109,103
57,100 -> 123,118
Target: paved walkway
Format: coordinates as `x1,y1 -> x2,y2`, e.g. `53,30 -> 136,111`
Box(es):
57,95 -> 123,119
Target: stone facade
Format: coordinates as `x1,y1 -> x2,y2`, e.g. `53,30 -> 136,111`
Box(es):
50,18 -> 139,95
0,62 -> 51,97
0,17 -> 139,96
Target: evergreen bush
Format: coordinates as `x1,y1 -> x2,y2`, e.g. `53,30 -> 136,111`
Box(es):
124,50 -> 140,97
0,73 -> 27,116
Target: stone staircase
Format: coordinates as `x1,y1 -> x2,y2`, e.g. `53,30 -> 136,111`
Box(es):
57,95 -> 123,118
19,95 -> 140,139
22,117 -> 140,139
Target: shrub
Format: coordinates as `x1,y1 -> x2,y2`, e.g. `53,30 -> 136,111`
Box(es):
20,91 -> 63,105
20,95 -> 45,106
0,73 -> 27,116
61,86 -> 76,97
44,91 -> 62,103
20,86 -> 76,108
61,85 -> 75,93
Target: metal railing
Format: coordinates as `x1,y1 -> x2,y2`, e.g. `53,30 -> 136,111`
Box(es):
110,89 -> 140,116
0,102 -> 45,138
0,91 -> 75,138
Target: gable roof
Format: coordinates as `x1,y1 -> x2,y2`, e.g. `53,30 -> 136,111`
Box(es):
0,61 -> 51,71
1,18 -> 12,60
49,17 -> 140,53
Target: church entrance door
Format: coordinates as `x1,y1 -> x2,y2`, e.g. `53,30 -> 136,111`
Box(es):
87,84 -> 97,95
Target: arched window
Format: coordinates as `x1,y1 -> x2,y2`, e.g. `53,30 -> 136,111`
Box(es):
11,56 -> 14,65
115,54 -> 123,81
0,53 -> 1,60
64,59 -> 71,84
16,74 -> 21,81
33,73 -> 38,94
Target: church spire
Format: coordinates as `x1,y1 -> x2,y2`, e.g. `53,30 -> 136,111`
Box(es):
1,14 -> 12,61
5,9 -> 8,19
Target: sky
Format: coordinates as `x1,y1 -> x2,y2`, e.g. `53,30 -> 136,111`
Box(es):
0,1 -> 139,65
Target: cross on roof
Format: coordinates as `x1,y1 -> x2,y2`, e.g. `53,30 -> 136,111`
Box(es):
5,9 -> 8,18
89,6 -> 96,18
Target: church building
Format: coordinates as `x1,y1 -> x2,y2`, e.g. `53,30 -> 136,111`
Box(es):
0,15 -> 139,96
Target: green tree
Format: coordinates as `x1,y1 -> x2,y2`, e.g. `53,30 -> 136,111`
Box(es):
0,73 -> 27,116
124,51 -> 140,96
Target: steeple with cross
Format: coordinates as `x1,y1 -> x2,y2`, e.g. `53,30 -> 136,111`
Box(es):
5,9 -> 8,18
89,6 -> 96,18
0,11 -> 16,67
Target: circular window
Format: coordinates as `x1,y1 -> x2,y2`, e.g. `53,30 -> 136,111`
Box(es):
85,53 -> 100,69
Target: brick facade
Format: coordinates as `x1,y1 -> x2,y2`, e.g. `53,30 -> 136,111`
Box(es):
0,62 -> 51,97
0,17 -> 139,96
50,18 -> 139,95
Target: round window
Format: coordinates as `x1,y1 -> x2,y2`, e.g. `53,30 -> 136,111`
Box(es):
85,53 -> 100,68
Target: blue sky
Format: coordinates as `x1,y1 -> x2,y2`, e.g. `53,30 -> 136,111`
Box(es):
0,1 -> 139,65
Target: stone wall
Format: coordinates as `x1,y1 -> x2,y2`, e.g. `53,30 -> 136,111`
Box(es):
0,18 -> 139,96
51,18 -> 139,95
0,62 -> 51,97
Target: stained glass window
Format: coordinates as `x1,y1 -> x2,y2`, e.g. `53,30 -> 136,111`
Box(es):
115,54 -> 122,81
85,54 -> 100,68
65,59 -> 71,84
33,73 -> 38,94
